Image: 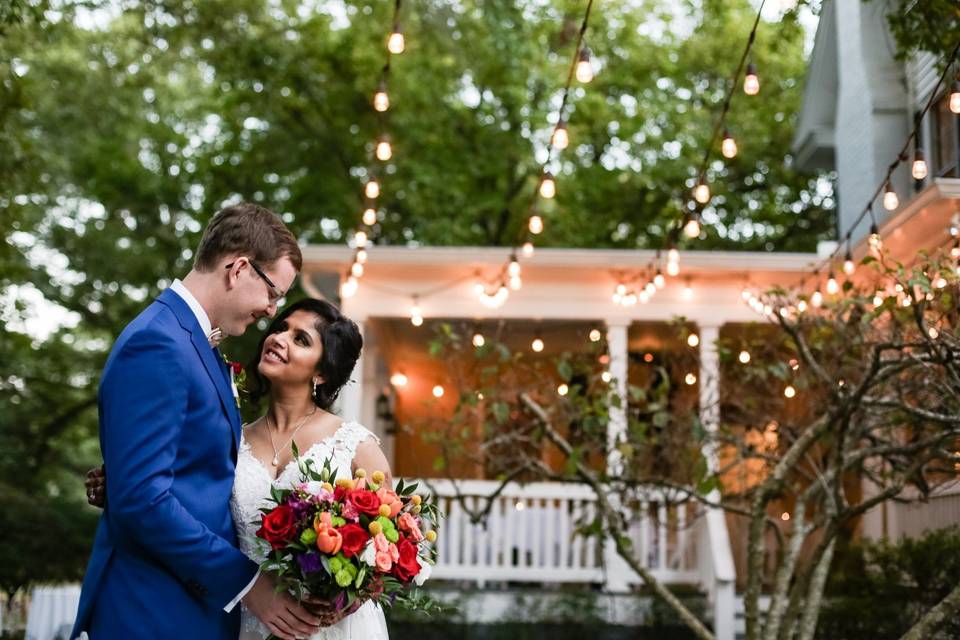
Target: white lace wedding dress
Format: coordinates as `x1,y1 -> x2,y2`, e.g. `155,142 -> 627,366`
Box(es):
230,421 -> 390,640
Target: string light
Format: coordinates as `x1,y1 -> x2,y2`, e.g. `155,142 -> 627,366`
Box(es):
432,384 -> 444,398
687,333 -> 700,347
872,291 -> 884,307
539,172 -> 556,199
528,214 -> 544,235
951,80 -> 960,114
531,334 -> 545,352
575,47 -> 593,83
882,180 -> 899,210
557,383 -> 569,396
373,81 -> 389,112
589,328 -> 602,342
354,230 -> 368,246
507,256 -> 521,278
693,177 -> 711,204
351,262 -> 364,278
472,330 -> 485,347
685,373 -> 697,385
365,177 -> 381,199
738,350 -> 751,364
362,206 -> 377,226
356,248 -> 368,264
390,372 -> 408,387
826,271 -> 839,295
387,23 -> 405,54
684,212 -> 702,238
666,247 -> 680,276
744,62 -> 760,95
410,296 -> 423,327
653,268 -> 666,289
601,371 -> 612,383
509,275 -> 523,291
912,147 -> 928,180
784,385 -> 796,399
721,128 -> 738,159
552,121 -> 569,150
843,246 -> 855,276
811,288 -> 823,308
340,275 -> 359,298
682,281 -> 694,300
522,242 -> 535,257
375,136 -> 393,161
868,223 -> 882,253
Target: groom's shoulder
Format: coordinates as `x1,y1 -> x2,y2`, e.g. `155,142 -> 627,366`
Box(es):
108,298 -> 187,360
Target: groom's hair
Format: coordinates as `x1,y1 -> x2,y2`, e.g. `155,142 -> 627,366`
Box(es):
193,203 -> 303,272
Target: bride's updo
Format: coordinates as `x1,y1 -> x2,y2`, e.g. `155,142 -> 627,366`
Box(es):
245,298 -> 363,409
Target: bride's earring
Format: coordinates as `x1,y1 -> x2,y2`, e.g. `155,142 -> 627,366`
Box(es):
312,379 -> 320,402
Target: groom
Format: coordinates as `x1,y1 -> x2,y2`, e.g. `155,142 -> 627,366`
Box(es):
72,204 -> 322,640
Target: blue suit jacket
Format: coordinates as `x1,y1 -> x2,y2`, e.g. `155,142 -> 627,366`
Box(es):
72,289 -> 258,639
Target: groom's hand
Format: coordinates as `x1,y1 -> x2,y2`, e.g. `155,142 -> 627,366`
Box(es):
242,574 -> 322,640
85,466 -> 106,508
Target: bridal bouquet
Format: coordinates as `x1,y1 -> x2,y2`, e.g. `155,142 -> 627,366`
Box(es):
252,450 -> 439,620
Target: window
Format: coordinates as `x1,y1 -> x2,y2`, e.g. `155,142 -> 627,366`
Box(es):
932,91 -> 959,178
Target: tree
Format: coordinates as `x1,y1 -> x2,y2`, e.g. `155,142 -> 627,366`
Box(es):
422,246 -> 960,640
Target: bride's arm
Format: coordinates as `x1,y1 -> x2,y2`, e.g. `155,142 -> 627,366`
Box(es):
353,438 -> 393,486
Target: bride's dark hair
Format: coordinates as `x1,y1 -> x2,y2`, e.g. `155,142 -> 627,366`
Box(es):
245,298 -> 363,410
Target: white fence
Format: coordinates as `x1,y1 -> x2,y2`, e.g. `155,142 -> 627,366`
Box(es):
420,478 -> 736,639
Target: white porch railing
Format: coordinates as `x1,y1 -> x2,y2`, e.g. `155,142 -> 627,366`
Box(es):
419,478 -> 736,639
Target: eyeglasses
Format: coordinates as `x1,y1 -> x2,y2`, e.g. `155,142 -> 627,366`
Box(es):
225,259 -> 284,302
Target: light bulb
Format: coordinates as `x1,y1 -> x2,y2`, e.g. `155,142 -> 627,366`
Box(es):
340,276 -> 358,298
868,224 -> 882,252
351,261 -> 364,277
387,28 -> 405,54
557,383 -> 569,396
684,215 -> 701,238
667,248 -> 679,264
797,300 -> 807,312
654,270 -> 665,288
539,172 -> 556,199
552,122 -> 569,150
843,252 -> 855,275
356,248 -> 368,264
667,261 -> 680,276
432,384 -> 444,398
375,138 -> 392,161
738,350 -> 751,364
693,178 -> 711,204
872,291 -> 884,306
744,62 -> 760,95
528,214 -> 544,235
883,181 -> 899,210
373,83 -> 389,112
508,258 -> 521,277
509,275 -> 522,290
575,48 -> 593,83
390,372 -> 408,387
601,371 -> 612,383
410,300 -> 422,326
685,373 -> 697,385
826,273 -> 839,295
522,242 -> 534,257
721,129 -> 738,159
644,281 -> 656,296
473,332 -> 485,347
411,315 -> 423,327
362,207 -> 377,226
687,333 -> 700,347
365,178 -> 380,199
589,328 -> 602,342
354,230 -> 368,246
952,240 -> 960,259
531,337 -> 544,352
616,283 -> 628,296
951,82 -> 960,114
682,283 -> 694,300
784,385 -> 796,398
912,148 -> 928,180
811,289 -> 823,307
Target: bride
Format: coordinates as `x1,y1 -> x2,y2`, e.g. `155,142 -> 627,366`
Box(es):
88,297 -> 391,640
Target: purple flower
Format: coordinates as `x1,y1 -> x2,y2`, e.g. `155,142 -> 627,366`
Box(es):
297,552 -> 324,574
286,493 -> 314,520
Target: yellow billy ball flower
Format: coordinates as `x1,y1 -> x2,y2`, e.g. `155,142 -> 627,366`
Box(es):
321,482 -> 333,493
355,468 -> 367,478
412,505 -> 422,514
369,521 -> 383,536
335,478 -> 355,490
379,504 -> 392,518
411,494 -> 422,506
425,530 -> 437,542
371,470 -> 386,484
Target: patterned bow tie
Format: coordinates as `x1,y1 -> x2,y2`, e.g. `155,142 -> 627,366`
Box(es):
207,327 -> 224,348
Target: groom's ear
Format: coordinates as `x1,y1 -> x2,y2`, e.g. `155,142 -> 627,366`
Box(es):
223,257 -> 245,290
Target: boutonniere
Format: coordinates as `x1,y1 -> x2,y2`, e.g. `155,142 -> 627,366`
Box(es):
221,353 -> 247,408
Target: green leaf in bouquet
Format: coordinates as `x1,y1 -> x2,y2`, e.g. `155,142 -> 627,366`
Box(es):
320,554 -> 333,575
291,440 -> 300,458
401,482 -> 419,496
355,565 -> 367,589
395,478 -> 406,495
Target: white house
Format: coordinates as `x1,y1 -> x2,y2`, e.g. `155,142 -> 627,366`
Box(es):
792,0 -> 960,540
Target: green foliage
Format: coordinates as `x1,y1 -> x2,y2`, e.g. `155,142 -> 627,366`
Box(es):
867,0 -> 960,65
817,527 -> 960,640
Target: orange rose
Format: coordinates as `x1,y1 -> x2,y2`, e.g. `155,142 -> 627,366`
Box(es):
314,512 -> 343,555
376,487 -> 403,518
398,513 -> 424,541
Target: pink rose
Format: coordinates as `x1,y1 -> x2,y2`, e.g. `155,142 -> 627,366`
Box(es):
374,532 -> 390,553
376,487 -> 403,518
388,542 -> 399,562
375,550 -> 393,572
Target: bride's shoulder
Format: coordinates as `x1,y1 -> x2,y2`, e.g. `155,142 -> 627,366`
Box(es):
333,420 -> 381,449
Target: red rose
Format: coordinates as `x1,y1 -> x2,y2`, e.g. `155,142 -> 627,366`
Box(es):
347,489 -> 381,516
230,361 -> 243,375
338,523 -> 370,558
393,537 -> 421,582
256,504 -> 298,549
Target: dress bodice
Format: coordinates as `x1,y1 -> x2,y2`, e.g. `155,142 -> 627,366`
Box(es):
230,421 -> 389,640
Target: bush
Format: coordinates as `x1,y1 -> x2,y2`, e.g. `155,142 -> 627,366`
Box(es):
817,526 -> 960,640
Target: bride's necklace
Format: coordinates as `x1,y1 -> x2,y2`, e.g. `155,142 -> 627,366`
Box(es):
266,406 -> 317,467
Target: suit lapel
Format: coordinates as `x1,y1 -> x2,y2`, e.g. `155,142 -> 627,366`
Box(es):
157,289 -> 241,449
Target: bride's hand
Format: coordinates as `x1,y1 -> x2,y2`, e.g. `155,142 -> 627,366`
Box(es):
302,595 -> 365,627
85,466 -> 106,508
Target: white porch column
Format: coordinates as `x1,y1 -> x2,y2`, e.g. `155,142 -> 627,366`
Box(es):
338,318 -> 365,422
698,323 -> 735,640
603,319 -> 632,592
